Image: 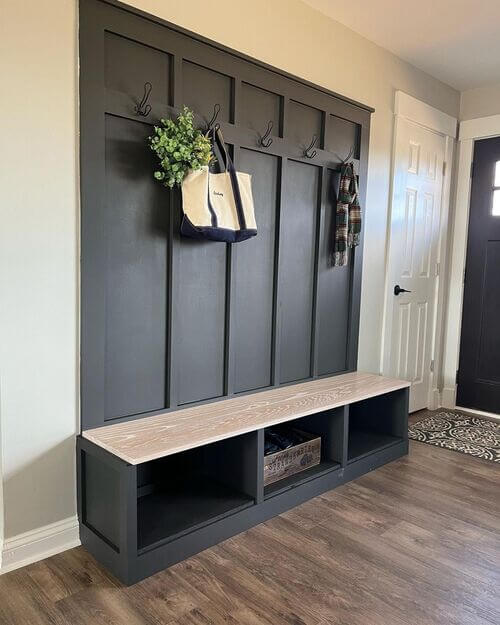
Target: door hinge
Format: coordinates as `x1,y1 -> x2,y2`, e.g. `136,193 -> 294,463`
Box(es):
456,369 -> 460,384
435,262 -> 440,277
442,161 -> 446,176
430,359 -> 435,373
463,267 -> 467,283
470,161 -> 475,178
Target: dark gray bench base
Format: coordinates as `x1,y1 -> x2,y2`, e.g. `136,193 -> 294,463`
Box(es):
77,387 -> 409,585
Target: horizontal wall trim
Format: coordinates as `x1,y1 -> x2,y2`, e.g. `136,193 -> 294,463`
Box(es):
0,516 -> 80,575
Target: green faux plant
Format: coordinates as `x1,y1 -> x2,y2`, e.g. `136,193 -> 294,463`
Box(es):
149,106 -> 213,188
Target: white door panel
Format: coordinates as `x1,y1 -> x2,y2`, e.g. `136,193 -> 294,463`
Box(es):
384,119 -> 445,412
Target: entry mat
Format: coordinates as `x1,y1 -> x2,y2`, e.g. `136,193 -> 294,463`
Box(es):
408,412 -> 500,463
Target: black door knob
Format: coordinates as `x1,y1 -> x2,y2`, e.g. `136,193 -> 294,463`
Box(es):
394,284 -> 411,296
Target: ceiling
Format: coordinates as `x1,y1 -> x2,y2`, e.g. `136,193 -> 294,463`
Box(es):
302,0 -> 500,91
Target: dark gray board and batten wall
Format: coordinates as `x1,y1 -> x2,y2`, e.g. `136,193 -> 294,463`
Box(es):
80,0 -> 372,432
76,0 -> 414,587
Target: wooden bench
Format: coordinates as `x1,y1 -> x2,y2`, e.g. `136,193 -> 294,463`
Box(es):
77,372 -> 410,584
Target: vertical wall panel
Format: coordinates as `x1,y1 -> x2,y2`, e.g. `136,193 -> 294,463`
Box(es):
279,161 -> 319,383
232,149 -> 279,393
173,232 -> 227,404
172,60 -> 234,405
104,115 -> 168,419
317,168 -> 350,375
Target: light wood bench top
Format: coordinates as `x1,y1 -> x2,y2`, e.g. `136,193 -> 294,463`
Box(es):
82,372 -> 410,465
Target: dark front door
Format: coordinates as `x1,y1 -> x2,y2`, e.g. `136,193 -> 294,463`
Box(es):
457,136 -> 500,413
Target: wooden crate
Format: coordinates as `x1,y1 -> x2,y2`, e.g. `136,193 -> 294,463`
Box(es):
263,429 -> 321,486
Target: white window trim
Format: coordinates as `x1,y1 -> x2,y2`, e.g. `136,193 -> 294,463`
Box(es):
441,114 -> 500,411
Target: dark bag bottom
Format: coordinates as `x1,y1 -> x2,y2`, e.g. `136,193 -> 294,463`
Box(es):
181,215 -> 257,243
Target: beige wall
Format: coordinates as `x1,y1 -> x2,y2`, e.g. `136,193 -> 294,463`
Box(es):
0,0 -> 79,539
0,0 -> 459,544
460,83 -> 500,120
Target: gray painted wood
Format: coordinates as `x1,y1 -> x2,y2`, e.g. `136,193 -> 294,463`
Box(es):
80,0 -> 372,430
104,115 -> 169,419
182,60 -> 233,124
173,62 -> 235,405
174,229 -> 227,405
279,161 -> 320,383
348,388 -> 409,441
104,31 -> 171,103
240,83 -> 282,136
291,406 -> 345,465
288,101 -> 323,150
316,167 -> 350,375
202,432 -> 262,501
78,388 -> 408,584
232,149 -> 279,393
325,114 -> 360,158
84,452 -> 121,550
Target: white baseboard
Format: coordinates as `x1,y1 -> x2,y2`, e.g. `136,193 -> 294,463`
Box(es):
428,388 -> 441,410
441,386 -> 456,409
0,516 -> 80,575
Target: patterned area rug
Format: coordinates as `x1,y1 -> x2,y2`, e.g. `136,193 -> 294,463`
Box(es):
409,412 -> 500,463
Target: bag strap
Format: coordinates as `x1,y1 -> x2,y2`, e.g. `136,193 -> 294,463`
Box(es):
207,127 -> 248,231
209,126 -> 231,172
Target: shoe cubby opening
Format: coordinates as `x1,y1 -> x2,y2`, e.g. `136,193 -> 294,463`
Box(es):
263,407 -> 345,499
136,432 -> 258,552
347,389 -> 407,463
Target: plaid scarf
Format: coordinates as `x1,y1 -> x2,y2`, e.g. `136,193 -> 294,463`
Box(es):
333,162 -> 361,267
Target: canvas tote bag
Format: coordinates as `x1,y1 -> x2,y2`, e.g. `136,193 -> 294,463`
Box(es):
181,127 -> 257,242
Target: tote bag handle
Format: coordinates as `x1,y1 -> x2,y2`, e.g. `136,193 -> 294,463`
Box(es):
210,126 -> 231,172
208,127 -> 247,230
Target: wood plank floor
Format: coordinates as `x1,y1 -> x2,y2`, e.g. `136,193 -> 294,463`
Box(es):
1,411 -> 498,625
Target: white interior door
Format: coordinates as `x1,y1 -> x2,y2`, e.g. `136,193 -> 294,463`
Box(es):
383,118 -> 445,412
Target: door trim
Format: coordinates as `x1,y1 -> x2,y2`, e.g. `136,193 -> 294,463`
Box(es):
442,115 -> 500,414
381,92 -> 456,410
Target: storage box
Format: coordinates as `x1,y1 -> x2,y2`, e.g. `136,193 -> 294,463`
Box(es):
263,429 -> 321,486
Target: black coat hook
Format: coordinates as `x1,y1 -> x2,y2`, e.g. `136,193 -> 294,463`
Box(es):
337,146 -> 354,164
206,103 -> 221,132
260,120 -> 274,148
135,82 -> 152,116
304,134 -> 318,159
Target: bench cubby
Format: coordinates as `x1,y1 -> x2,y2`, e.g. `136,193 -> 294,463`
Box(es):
77,372 -> 409,584
347,388 -> 408,463
263,407 -> 345,499
137,433 -> 259,552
